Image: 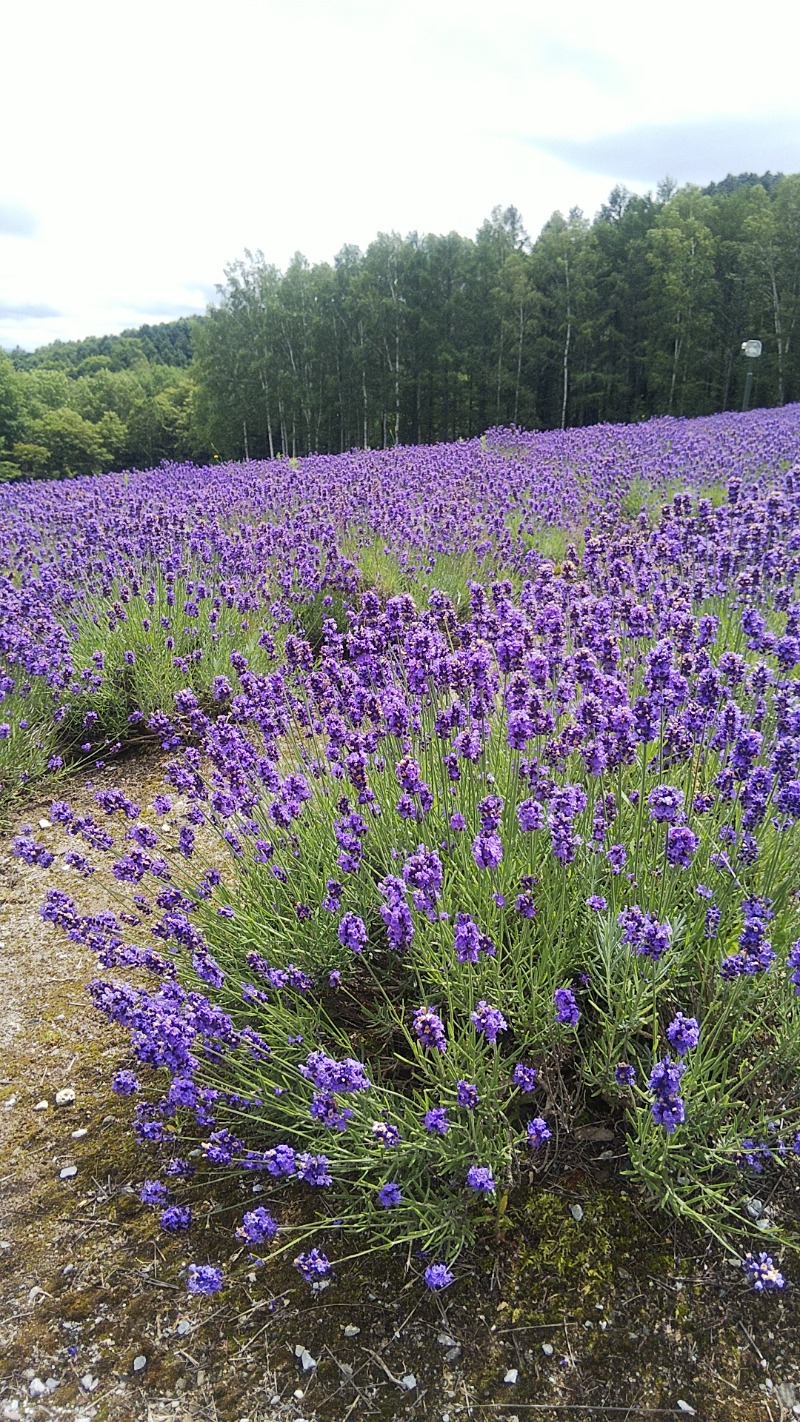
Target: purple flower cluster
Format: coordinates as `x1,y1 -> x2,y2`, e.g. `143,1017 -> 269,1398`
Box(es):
649,1057 -> 686,1133
470,999 -> 508,1043
618,906 -> 672,961
413,1006 -> 447,1052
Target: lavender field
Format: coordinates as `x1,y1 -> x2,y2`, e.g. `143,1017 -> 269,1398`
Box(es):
3,406 -> 800,1414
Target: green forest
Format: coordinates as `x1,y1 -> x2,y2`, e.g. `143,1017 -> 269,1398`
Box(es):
2,170 -> 799,479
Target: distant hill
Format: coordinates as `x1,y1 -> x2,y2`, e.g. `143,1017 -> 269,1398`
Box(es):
8,317 -> 198,373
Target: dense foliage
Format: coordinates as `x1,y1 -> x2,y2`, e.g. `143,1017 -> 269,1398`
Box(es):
3,405 -> 800,1296
2,172 -> 800,479
0,320 -> 197,482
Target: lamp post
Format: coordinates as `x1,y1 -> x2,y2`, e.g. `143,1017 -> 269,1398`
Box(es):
741,339 -> 762,412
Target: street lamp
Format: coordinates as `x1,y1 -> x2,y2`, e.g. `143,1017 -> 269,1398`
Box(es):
741,339 -> 762,412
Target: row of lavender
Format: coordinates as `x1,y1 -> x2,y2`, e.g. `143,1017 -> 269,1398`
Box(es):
2,408 -> 799,801
5,406 -> 800,1297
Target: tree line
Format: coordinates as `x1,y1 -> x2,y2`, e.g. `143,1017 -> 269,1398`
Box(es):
2,172 -> 799,478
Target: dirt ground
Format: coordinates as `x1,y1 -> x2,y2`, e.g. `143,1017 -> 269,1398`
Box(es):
2,752 -> 800,1422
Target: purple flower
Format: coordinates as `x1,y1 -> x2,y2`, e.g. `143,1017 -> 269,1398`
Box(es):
466,1164 -> 496,1192
264,1144 -> 297,1177
517,799 -> 545,832
322,879 -> 343,912
648,785 -> 685,823
140,1179 -> 168,1206
554,987 -> 580,1028
470,999 -> 508,1043
526,1117 -> 552,1148
371,1120 -> 401,1147
648,1057 -> 686,1133
111,1070 -> 140,1096
294,1248 -> 331,1282
586,895 -> 607,911
515,891 -> 537,918
187,1264 -> 223,1296
310,1091 -> 354,1131
413,1006 -> 447,1052
742,1252 -> 785,1291
377,1181 -> 403,1208
379,874 -> 415,951
478,794 -> 504,832
238,1207 -> 279,1244
424,1106 -> 450,1134
338,911 -> 367,954
512,1063 -> 538,1094
161,1205 -> 192,1232
300,1051 -> 371,1093
449,812 -> 467,832
424,1262 -> 454,1290
403,844 -> 443,914
11,835 -> 54,869
666,1012 -> 700,1056
295,1152 -> 333,1187
666,825 -> 699,868
704,905 -> 721,939
456,1080 -> 479,1110
614,1063 -> 636,1087
618,905 -> 671,961
607,843 -> 628,874
472,831 -> 503,870
453,912 -> 495,963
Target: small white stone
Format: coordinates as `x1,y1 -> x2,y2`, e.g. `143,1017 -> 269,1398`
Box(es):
55,1088 -> 76,1107
542,1343 -> 554,1356
504,1368 -> 519,1384
45,1379 -> 58,1393
80,1374 -> 98,1392
175,1320 -> 191,1336
39,819 -> 51,829
33,1100 -> 48,1111
401,1374 -> 417,1391
71,1128 -> 88,1139
343,1325 -> 360,1338
60,1165 -> 78,1180
133,1355 -> 146,1373
676,1402 -> 696,1415
28,1380 -> 47,1398
570,1203 -> 584,1222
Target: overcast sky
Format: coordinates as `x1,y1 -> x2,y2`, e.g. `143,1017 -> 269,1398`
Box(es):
3,0 -> 800,351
